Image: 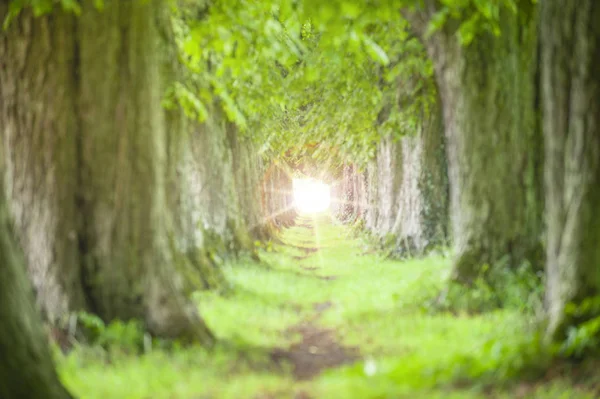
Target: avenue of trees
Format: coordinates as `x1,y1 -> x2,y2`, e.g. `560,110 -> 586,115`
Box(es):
0,0 -> 598,396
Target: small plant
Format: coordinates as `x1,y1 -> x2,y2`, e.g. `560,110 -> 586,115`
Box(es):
76,312 -> 147,355
428,260 -> 544,315
433,331 -> 551,384
347,218 -> 366,238
559,296 -> 600,358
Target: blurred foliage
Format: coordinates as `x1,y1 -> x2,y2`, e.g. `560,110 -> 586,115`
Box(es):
55,217 -> 595,398
560,297 -> 600,358
426,0 -> 524,44
4,0 -> 533,169
430,260 -> 545,315
168,0 -> 535,169
172,0 -> 435,168
75,312 -> 148,355
2,0 -> 104,28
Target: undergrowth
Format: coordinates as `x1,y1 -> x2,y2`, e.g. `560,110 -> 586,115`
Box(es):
430,261 -> 545,315
54,215 -> 598,398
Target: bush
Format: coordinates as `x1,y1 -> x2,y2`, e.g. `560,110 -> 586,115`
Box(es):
559,296 -> 600,358
427,260 -> 545,315
76,312 -> 147,355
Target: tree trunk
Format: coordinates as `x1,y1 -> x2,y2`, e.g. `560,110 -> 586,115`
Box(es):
366,97 -> 448,256
357,167 -> 368,220
389,99 -> 448,256
227,125 -> 272,241
166,107 -> 230,292
0,179 -> 71,398
190,111 -> 252,254
375,135 -> 404,235
418,98 -> 450,249
262,162 -> 295,228
406,2 -> 543,280
365,161 -> 379,230
0,1 -> 215,341
332,164 -> 363,222
0,2 -> 86,322
541,0 -> 600,338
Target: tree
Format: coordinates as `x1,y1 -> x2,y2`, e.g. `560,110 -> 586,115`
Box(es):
362,34 -> 448,256
185,106 -> 253,256
369,96 -> 448,256
405,0 -> 543,281
227,122 -> 274,241
0,0 -> 224,341
0,174 -> 71,398
331,163 -> 368,222
262,161 -> 296,229
541,0 -> 600,339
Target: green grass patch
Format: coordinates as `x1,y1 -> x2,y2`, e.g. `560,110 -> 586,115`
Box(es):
56,215 -> 596,398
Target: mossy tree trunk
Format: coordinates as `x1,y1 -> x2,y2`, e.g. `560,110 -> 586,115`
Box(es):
0,176 -> 72,398
0,2 -> 86,322
374,135 -> 403,236
227,124 -> 273,241
166,108 -> 231,291
541,0 -> 600,338
368,97 -> 448,256
389,99 -> 448,255
189,110 -> 252,255
406,2 -> 542,280
417,98 -> 450,249
0,1 -> 214,341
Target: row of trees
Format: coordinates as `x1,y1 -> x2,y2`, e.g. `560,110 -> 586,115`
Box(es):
0,0 -> 598,397
332,0 -> 599,343
0,0 -> 295,396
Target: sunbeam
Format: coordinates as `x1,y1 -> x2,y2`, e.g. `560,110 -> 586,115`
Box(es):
292,178 -> 331,214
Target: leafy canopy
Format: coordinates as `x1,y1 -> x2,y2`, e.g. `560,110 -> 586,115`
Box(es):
174,0 -> 435,168
4,0 -> 526,168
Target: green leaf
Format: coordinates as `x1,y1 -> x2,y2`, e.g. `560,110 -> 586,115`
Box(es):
361,35 -> 390,66
60,0 -> 81,14
32,0 -> 53,16
458,15 -> 481,46
425,7 -> 450,37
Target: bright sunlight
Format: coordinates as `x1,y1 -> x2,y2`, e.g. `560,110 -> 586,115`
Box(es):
292,178 -> 331,214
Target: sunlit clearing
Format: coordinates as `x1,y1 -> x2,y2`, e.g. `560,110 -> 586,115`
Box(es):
292,178 -> 331,214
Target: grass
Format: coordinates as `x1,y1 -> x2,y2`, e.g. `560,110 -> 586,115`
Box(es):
57,215 -> 597,398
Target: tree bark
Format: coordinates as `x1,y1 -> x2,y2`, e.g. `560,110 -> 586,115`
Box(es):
389,98 -> 448,255
417,98 -> 450,249
0,1 -> 215,341
541,0 -> 600,338
0,2 -> 86,322
367,97 -> 448,256
262,162 -> 295,228
0,177 -> 71,398
188,111 -> 252,254
227,124 -> 273,241
331,164 -> 366,222
406,2 -> 543,280
374,135 -> 403,235
365,161 -> 379,230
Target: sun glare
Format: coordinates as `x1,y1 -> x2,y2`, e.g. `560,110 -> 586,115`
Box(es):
292,178 -> 331,214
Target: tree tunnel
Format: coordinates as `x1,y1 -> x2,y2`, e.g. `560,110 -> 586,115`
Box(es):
1,0 -> 600,397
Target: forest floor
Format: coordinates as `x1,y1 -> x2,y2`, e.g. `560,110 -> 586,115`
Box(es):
57,215 -> 599,398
